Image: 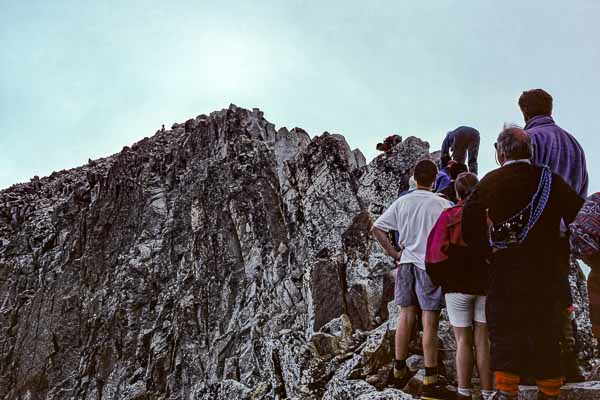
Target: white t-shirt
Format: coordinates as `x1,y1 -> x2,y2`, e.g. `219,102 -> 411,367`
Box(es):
373,189 -> 451,269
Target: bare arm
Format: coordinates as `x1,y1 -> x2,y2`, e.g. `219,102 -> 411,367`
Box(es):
371,227 -> 402,261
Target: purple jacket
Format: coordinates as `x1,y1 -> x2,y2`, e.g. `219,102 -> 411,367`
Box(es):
434,168 -> 451,192
525,115 -> 588,198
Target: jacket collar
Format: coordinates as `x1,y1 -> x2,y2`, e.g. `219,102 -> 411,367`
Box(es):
504,159 -> 531,166
524,115 -> 555,129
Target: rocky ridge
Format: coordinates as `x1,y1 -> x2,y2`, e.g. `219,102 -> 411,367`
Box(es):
0,105 -> 598,399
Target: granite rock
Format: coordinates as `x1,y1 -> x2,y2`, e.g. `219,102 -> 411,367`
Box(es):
0,105 -> 598,400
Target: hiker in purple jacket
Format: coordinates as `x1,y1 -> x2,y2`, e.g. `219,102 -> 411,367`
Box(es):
519,88 -> 589,382
520,89 -> 588,198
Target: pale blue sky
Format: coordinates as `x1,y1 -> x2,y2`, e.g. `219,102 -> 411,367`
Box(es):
1,1 -> 599,191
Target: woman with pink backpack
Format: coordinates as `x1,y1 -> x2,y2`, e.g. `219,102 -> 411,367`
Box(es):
425,172 -> 493,400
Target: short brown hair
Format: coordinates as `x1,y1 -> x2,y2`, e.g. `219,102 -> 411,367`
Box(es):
455,172 -> 479,199
413,159 -> 438,187
519,89 -> 553,119
448,162 -> 468,180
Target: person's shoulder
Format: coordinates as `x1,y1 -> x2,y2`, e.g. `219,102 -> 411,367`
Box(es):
550,121 -> 571,135
427,191 -> 453,207
387,196 -> 404,210
439,168 -> 450,176
445,203 -> 464,220
447,202 -> 463,210
526,120 -> 557,140
477,167 -> 503,186
390,191 -> 417,207
471,166 -> 524,198
404,189 -> 447,204
439,203 -> 461,215
533,121 -> 581,145
433,206 -> 454,223
556,125 -> 586,149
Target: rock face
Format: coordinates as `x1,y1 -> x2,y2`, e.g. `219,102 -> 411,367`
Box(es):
0,105 -> 597,399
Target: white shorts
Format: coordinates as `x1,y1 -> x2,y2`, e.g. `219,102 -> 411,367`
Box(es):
445,293 -> 487,327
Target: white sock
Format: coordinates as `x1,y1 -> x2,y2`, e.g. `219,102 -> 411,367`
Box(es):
458,387 -> 472,396
481,390 -> 494,400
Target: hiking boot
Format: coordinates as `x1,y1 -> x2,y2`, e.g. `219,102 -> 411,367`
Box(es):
456,394 -> 472,400
420,382 -> 456,400
389,366 -> 412,389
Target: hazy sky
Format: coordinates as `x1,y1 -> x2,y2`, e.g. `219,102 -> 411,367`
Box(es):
1,1 -> 599,192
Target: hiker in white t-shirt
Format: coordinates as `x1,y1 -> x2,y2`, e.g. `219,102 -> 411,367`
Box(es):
372,159 -> 453,399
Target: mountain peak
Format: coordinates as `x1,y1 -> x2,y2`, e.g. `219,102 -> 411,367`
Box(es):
0,106 -> 596,399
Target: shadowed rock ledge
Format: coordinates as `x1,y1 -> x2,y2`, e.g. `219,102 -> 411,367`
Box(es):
0,105 -> 597,399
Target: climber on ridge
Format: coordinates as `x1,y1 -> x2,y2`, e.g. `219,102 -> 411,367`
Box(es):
519,88 -> 589,382
376,134 -> 402,153
440,126 -> 480,175
520,89 -> 588,199
462,126 -> 584,400
372,159 -> 454,400
426,172 -> 493,400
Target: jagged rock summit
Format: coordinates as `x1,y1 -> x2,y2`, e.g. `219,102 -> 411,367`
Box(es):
0,105 -> 598,399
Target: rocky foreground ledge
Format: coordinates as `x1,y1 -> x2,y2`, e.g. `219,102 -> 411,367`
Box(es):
0,105 -> 598,399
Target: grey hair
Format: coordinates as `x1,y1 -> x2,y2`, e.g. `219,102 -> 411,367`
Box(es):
496,123 -> 532,161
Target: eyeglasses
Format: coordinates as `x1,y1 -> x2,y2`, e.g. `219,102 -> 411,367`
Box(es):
494,143 -> 500,165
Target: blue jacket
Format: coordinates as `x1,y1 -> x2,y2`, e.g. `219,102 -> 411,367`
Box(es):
526,115 -> 588,198
434,168 -> 451,192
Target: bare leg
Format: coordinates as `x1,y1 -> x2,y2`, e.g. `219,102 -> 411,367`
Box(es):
474,322 -> 493,391
396,306 -> 417,360
421,310 -> 440,367
453,326 -> 475,389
